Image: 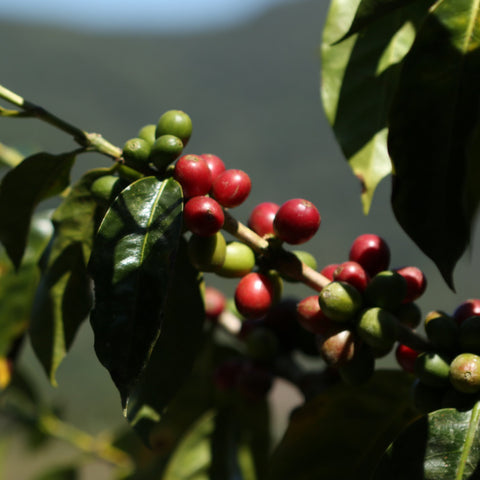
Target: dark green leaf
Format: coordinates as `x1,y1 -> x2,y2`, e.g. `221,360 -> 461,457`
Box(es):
388,0 -> 480,287
89,176 -> 183,405
267,370 -> 419,480
29,169 -> 109,385
321,0 -> 430,212
374,403 -> 480,479
0,152 -> 75,268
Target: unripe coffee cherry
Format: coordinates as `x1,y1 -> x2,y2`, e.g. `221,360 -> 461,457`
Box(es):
394,302 -> 422,329
122,137 -> 151,169
184,196 -> 224,237
215,241 -> 255,278
204,286 -> 226,321
459,316 -> 480,353
248,202 -> 280,237
333,261 -> 369,293
414,352 -> 451,387
156,110 -> 192,146
424,310 -> 459,351
234,272 -> 276,319
453,299 -> 480,326
90,175 -> 124,204
356,307 -> 398,350
364,270 -> 407,311
150,134 -> 184,171
200,154 -> 226,180
318,281 -> 363,323
297,295 -> 335,334
137,124 -> 156,146
188,232 -> 226,272
211,169 -> 251,208
349,233 -> 390,276
395,266 -> 427,303
273,198 -> 321,245
449,353 -> 480,394
174,154 -> 212,198
395,343 -> 419,373
316,327 -> 356,367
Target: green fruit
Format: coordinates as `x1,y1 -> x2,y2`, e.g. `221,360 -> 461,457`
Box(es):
188,232 -> 226,272
424,310 -> 459,351
414,352 -> 450,387
281,250 -> 318,283
138,124 -> 156,146
394,302 -> 422,329
449,353 -> 480,394
117,164 -> 144,182
318,281 -> 362,322
364,270 -> 407,311
356,307 -> 397,350
90,175 -> 124,203
215,242 -> 255,278
156,110 -> 192,146
150,134 -> 184,171
122,137 -> 151,169
338,345 -> 375,386
459,316 -> 480,353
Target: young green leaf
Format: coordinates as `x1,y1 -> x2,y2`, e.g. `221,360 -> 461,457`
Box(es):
89,176 -> 183,405
0,152 -> 75,268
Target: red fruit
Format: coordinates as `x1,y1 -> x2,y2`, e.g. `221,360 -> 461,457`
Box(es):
204,286 -> 226,321
453,299 -> 480,326
320,263 -> 340,281
236,362 -> 274,401
395,343 -> 419,373
395,266 -> 427,303
333,261 -> 370,293
200,153 -> 226,180
211,169 -> 251,208
234,272 -> 276,319
349,233 -> 390,276
184,196 -> 224,236
296,295 -> 335,334
174,154 -> 212,198
248,202 -> 280,237
273,198 -> 321,245
213,359 -> 244,391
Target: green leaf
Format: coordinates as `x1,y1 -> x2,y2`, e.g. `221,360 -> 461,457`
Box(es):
267,370 -> 419,480
0,152 -> 75,268
89,176 -> 183,405
388,0 -> 480,288
29,169 -> 109,385
374,403 -> 480,479
32,465 -> 78,480
126,240 -> 205,443
321,0 -> 431,212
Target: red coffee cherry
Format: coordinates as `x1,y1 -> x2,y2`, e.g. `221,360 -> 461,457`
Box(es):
453,299 -> 480,326
296,295 -> 335,335
349,233 -> 390,276
248,202 -> 280,237
320,263 -> 340,281
234,272 -> 276,319
273,198 -> 321,245
395,343 -> 419,373
174,154 -> 212,198
333,261 -> 370,293
184,196 -> 224,236
200,153 -> 226,180
204,286 -> 227,321
395,266 -> 427,303
211,169 -> 251,208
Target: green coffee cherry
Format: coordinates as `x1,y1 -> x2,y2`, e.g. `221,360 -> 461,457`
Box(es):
90,175 -> 124,204
215,242 -> 255,278
338,345 -> 375,386
364,270 -> 407,311
425,310 -> 459,351
122,137 -> 151,170
414,352 -> 451,387
394,302 -> 422,329
156,110 -> 192,146
459,316 -> 480,353
318,281 -> 363,322
356,307 -> 398,350
187,232 -> 226,272
137,124 -> 156,146
150,134 -> 184,171
449,353 -> 480,394
117,164 -> 144,182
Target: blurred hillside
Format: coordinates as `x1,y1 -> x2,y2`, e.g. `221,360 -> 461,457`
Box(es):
1,0 -> 480,476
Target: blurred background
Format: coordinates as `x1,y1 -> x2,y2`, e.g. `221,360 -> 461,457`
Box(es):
1,0 -> 480,477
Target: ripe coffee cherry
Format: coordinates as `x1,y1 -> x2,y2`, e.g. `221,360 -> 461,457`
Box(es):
213,359 -> 244,391
320,263 -> 340,281
122,137 -> 151,169
137,124 -> 156,146
248,202 -> 280,237
333,261 -> 369,293
395,266 -> 427,303
453,299 -> 480,326
211,169 -> 251,208
236,362 -> 274,401
150,134 -> 184,171
184,196 -> 224,237
318,281 -> 363,323
414,352 -> 451,387
297,295 -> 335,334
364,270 -> 407,311
216,241 -> 255,278
449,353 -> 480,394
204,286 -> 226,321
424,310 -> 459,351
156,110 -> 192,146
395,344 -> 419,373
273,198 -> 321,245
200,154 -> 226,180
356,307 -> 398,350
174,154 -> 212,198
188,232 -> 226,272
234,272 -> 276,319
349,234 -> 390,276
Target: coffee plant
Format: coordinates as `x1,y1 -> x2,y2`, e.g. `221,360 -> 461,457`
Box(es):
0,0 -> 480,478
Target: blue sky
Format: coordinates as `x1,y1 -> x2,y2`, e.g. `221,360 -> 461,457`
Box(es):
0,0 -> 294,32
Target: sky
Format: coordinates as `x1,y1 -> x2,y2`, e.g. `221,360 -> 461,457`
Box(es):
0,0 -> 294,33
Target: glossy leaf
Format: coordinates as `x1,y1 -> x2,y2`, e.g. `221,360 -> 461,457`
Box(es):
388,0 -> 480,287
29,169 -> 110,385
267,370 -> 418,480
374,403 -> 480,479
0,152 -> 75,268
321,0 -> 430,212
89,176 -> 183,405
